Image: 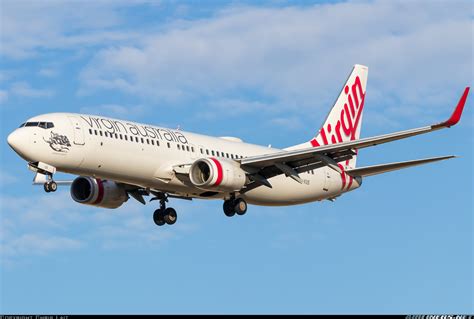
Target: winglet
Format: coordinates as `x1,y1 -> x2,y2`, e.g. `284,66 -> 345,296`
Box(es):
435,87 -> 470,128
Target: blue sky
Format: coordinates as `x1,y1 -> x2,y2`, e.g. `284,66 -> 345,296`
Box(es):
0,0 -> 472,314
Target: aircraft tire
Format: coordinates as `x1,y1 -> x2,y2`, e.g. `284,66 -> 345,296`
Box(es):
223,200 -> 235,217
153,209 -> 166,226
164,208 -> 177,225
234,198 -> 247,216
49,181 -> 58,192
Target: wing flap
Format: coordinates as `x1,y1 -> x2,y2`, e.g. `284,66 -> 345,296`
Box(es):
345,155 -> 456,177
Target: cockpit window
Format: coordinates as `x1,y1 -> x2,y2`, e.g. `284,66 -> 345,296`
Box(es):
19,123 -> 26,128
23,121 -> 54,129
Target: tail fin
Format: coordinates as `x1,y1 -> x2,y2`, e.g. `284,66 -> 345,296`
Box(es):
288,64 -> 368,168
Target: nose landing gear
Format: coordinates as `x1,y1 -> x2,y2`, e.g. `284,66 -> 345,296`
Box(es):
29,162 -> 58,193
43,180 -> 58,193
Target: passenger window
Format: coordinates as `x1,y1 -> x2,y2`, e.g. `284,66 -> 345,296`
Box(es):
135,137 -> 139,142
146,139 -> 150,145
157,140 -> 160,146
124,135 -> 128,141
99,131 -> 103,136
186,146 -> 190,152
191,147 -> 194,152
141,138 -> 144,144
119,134 -> 123,140
177,144 -> 180,150
105,132 -> 109,137
94,130 -> 98,135
151,140 -> 154,145
211,150 -> 215,156
89,129 -> 93,135
206,150 -> 209,155
226,153 -> 229,158
167,142 -> 170,148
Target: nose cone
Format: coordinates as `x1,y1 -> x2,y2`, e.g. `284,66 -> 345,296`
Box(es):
7,130 -> 21,150
7,129 -> 29,159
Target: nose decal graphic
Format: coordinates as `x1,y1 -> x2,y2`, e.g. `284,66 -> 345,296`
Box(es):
44,131 -> 71,152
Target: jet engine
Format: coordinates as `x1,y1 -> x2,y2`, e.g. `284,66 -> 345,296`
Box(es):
189,158 -> 247,192
70,176 -> 128,209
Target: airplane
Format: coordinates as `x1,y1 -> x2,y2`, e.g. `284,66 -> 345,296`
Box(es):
6,65 -> 470,227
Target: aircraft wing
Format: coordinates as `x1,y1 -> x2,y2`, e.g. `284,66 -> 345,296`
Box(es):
240,87 -> 469,190
345,155 -> 456,177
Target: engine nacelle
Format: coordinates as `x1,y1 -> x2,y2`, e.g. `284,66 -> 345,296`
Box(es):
189,157 -> 247,192
70,176 -> 128,209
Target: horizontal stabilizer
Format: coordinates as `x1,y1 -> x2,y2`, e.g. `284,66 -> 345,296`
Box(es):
346,155 -> 456,177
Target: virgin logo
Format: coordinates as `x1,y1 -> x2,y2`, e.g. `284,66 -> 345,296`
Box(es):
310,75 -> 365,147
311,75 -> 366,190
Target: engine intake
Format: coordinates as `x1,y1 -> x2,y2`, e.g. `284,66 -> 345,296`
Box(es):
70,176 -> 128,209
189,158 -> 246,192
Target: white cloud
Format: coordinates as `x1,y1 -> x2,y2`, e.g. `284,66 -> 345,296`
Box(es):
79,104 -> 147,119
0,0 -> 150,59
194,98 -> 272,121
0,90 -> 8,104
0,190 -> 199,265
78,1 -> 472,125
4,234 -> 83,256
10,81 -> 55,98
0,171 -> 18,184
270,117 -> 304,131
38,68 -> 59,77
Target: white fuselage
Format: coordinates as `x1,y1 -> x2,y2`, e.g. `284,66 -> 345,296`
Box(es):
8,113 -> 360,206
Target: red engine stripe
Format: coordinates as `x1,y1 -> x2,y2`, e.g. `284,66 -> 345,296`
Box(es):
210,158 -> 223,186
93,178 -> 104,204
346,175 -> 353,190
337,164 -> 346,190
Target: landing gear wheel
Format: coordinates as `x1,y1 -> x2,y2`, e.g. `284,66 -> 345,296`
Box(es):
49,181 -> 57,192
164,208 -> 177,225
153,209 -> 166,226
235,198 -> 247,216
223,200 -> 235,217
43,181 -> 57,193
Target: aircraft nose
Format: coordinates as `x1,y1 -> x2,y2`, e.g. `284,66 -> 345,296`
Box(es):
7,129 -> 30,159
7,130 -> 21,150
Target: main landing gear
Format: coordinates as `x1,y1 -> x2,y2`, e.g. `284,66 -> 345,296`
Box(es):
223,197 -> 247,217
152,193 -> 177,227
